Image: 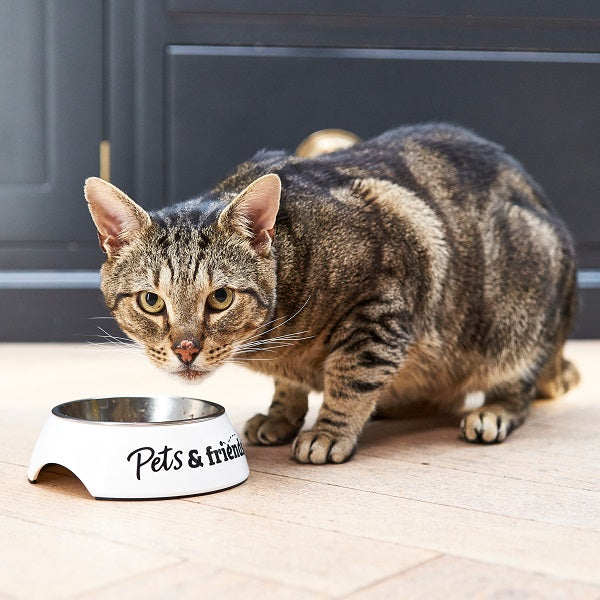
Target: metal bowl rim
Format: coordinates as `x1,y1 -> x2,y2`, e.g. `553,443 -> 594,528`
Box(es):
51,396 -> 225,426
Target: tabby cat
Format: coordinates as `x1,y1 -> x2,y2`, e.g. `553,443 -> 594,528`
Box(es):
84,123 -> 579,464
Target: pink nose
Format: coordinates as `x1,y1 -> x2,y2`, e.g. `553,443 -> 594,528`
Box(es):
173,339 -> 200,366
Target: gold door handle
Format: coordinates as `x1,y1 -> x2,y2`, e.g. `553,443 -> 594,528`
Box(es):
295,129 -> 361,158
99,140 -> 111,182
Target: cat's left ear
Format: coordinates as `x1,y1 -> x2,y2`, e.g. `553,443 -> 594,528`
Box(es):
218,174 -> 281,256
84,177 -> 151,256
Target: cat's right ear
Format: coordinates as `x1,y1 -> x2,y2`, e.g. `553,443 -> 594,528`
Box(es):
84,177 -> 151,255
218,174 -> 281,256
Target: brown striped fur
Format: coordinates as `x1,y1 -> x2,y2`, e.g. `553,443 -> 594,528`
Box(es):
84,123 -> 579,463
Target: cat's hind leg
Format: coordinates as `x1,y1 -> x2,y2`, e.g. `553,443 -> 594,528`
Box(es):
460,378 -> 533,443
535,268 -> 579,399
244,377 -> 308,445
535,352 -> 580,399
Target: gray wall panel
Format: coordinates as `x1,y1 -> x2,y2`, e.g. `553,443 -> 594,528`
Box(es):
0,0 -> 103,245
0,1 -> 47,185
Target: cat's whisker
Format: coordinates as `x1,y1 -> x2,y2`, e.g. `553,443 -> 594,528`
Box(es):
266,332 -> 314,343
243,296 -> 311,342
227,356 -> 276,363
236,340 -> 303,351
248,303 -> 312,334
234,345 -> 290,356
236,333 -> 314,353
238,331 -> 312,351
239,340 -> 294,349
95,326 -> 137,345
89,336 -> 134,349
249,314 -> 289,332
84,327 -> 146,354
88,333 -> 135,345
243,330 -> 312,343
87,334 -> 142,348
234,330 -> 315,360
95,331 -> 131,341
84,341 -> 145,354
236,345 -> 294,354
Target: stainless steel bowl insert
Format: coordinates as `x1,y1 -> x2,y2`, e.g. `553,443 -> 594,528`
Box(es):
51,397 -> 224,425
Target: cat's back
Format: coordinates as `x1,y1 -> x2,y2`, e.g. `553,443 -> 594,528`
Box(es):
268,123 -> 575,334
303,123 -> 551,215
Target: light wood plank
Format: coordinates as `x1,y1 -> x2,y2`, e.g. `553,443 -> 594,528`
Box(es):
345,555 -> 600,600
530,403 -> 600,433
0,514 -> 178,600
76,560 -> 327,600
192,465 -> 600,585
245,445 -> 600,532
0,411 -> 46,467
356,419 -> 600,491
1,462 -> 435,597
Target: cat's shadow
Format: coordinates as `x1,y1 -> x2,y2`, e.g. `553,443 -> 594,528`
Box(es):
358,415 -> 462,452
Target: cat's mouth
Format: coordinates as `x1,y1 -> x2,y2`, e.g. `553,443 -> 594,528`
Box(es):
176,366 -> 210,382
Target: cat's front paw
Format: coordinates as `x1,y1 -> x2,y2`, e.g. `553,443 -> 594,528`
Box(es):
292,430 -> 357,464
460,410 -> 513,443
244,413 -> 301,446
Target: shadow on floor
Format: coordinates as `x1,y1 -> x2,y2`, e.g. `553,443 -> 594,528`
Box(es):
32,464 -> 91,499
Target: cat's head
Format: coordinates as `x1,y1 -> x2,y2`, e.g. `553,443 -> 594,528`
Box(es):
84,174 -> 280,380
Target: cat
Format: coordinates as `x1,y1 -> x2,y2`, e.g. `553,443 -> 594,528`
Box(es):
84,123 -> 579,464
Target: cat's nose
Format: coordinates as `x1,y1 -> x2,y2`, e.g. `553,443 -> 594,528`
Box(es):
172,339 -> 200,366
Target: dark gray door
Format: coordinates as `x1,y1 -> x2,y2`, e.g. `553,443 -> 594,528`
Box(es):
0,0 -> 106,340
0,0 -> 104,270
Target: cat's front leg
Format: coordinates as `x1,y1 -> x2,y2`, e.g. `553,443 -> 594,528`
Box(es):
244,377 -> 309,445
292,342 -> 406,464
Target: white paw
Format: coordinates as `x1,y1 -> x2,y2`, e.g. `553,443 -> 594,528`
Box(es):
292,430 -> 357,464
460,410 -> 512,443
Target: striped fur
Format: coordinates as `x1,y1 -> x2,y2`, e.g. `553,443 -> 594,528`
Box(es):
86,123 -> 579,463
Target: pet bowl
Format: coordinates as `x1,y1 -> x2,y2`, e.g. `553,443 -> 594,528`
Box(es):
27,396 -> 249,499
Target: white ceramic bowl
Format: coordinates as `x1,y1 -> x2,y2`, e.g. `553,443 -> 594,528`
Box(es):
27,396 -> 249,499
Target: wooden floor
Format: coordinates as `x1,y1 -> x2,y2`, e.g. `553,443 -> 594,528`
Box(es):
1,341 -> 599,599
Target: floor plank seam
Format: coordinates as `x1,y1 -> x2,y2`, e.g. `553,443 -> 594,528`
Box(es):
431,551 -> 600,591
355,452 -> 598,493
6,486 -> 427,589
335,553 -> 443,599
180,496 -> 440,551
251,453 -> 598,493
0,459 -> 30,469
245,468 -> 600,533
62,558 -> 188,600
0,511 -> 182,565
184,490 -> 600,572
169,553 -> 335,598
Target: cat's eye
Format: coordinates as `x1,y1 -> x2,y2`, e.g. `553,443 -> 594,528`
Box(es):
137,291 -> 165,314
207,287 -> 234,311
